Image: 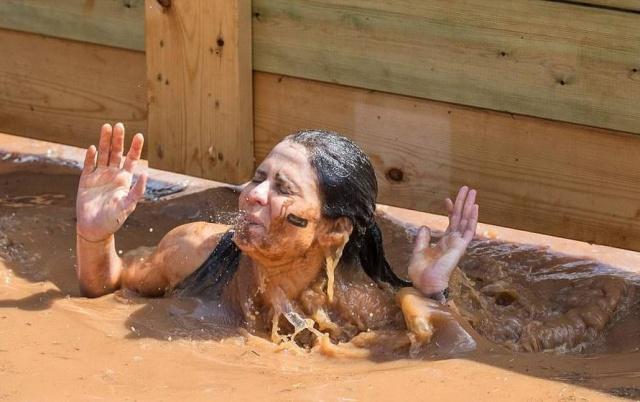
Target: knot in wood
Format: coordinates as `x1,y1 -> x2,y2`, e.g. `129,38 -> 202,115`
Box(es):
386,168 -> 404,182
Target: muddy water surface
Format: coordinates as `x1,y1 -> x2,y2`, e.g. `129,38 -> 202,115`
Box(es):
1,157 -> 639,401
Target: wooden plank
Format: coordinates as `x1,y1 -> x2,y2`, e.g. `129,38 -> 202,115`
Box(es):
551,0 -> 640,12
254,72 -> 640,251
0,28 -> 147,154
252,0 -> 640,134
0,0 -> 145,51
145,0 -> 253,183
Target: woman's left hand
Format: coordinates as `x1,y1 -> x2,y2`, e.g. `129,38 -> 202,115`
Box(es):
408,186 -> 478,296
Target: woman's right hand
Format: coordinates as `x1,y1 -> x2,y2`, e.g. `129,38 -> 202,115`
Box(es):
76,123 -> 147,242
408,186 -> 478,296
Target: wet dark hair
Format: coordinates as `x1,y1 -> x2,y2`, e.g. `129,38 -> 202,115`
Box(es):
288,130 -> 411,288
173,129 -> 411,299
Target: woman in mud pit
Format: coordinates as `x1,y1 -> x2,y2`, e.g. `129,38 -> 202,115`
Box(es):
76,123 -> 479,355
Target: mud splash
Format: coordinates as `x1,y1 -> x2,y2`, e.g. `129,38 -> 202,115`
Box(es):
454,242 -> 638,353
1,157 -> 639,401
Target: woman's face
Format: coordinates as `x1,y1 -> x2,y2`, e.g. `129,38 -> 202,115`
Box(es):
235,140 -> 324,262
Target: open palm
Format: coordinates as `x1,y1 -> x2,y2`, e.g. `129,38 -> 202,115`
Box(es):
76,123 -> 147,242
408,186 -> 478,296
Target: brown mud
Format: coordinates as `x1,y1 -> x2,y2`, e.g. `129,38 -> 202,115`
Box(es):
1,156 -> 639,401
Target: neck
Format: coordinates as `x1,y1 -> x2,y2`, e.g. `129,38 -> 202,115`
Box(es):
246,247 -> 325,302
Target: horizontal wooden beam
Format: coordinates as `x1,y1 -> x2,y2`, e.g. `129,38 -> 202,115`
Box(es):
0,28 -> 147,155
3,1 -> 639,135
254,72 -> 640,251
548,0 -> 640,13
253,0 -> 640,135
0,0 -> 144,51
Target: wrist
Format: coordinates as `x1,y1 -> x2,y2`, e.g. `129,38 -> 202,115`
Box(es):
76,227 -> 113,244
424,287 -> 450,304
415,274 -> 449,295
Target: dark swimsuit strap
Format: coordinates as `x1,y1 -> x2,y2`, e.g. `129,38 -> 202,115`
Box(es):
171,226 -> 409,300
171,230 -> 242,300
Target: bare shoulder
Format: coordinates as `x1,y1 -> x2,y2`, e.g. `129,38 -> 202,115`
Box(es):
160,221 -> 231,247
120,222 -> 232,296
153,222 -> 232,288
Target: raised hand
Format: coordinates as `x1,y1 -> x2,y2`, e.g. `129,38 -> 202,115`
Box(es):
76,123 -> 147,242
408,186 -> 478,296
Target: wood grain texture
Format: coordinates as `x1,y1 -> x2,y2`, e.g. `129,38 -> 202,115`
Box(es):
253,0 -> 640,134
0,28 -> 147,154
145,0 -> 253,183
254,72 -> 640,250
0,0 -> 145,51
3,0 -> 639,136
551,0 -> 640,12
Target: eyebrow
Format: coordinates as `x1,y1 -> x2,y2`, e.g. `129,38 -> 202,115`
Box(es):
276,172 -> 300,192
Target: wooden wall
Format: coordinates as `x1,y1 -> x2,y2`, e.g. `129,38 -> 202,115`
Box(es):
553,1 -> 640,12
0,28 -> 147,155
252,0 -> 640,135
3,0 -> 640,133
254,73 -> 640,250
0,0 -> 145,50
1,0 -> 640,250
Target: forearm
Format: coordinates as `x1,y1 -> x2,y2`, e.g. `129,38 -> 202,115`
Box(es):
76,231 -> 123,297
396,287 -> 438,343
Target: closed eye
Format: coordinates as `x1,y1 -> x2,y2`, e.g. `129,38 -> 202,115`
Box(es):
251,169 -> 267,183
276,182 -> 294,195
275,173 -> 298,195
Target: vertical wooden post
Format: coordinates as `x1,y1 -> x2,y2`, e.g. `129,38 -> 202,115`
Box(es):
145,0 -> 253,183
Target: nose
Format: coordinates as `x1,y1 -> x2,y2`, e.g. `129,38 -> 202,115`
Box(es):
247,180 -> 269,206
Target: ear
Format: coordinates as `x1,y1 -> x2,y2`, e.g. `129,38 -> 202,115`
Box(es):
317,217 -> 353,249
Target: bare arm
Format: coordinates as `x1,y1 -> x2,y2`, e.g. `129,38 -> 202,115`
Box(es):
118,222 -> 229,297
398,188 -> 479,347
76,234 -> 124,297
75,123 -> 147,297
77,222 -> 229,297
75,123 -> 229,297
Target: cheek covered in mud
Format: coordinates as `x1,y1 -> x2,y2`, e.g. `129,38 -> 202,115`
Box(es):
233,203 -> 319,261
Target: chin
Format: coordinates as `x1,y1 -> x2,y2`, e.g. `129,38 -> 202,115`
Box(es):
233,223 -> 266,252
233,226 -> 296,263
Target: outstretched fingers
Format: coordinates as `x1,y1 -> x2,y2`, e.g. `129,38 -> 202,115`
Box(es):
122,171 -> 148,214
445,197 -> 454,216
462,204 -> 479,243
97,123 -> 113,167
409,226 -> 432,285
412,226 -> 432,255
457,188 -> 476,232
109,123 -> 125,168
123,133 -> 144,173
447,186 -> 469,233
82,145 -> 97,174
445,186 -> 479,245
462,189 -> 477,217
